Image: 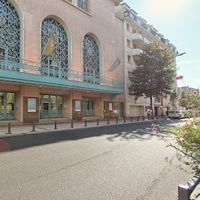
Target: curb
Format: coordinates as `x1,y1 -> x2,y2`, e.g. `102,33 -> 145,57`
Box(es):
178,173 -> 200,200
0,120 -> 152,139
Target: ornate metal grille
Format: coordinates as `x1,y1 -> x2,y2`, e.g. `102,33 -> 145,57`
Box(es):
0,0 -> 20,62
83,34 -> 100,79
41,18 -> 68,73
77,0 -> 88,12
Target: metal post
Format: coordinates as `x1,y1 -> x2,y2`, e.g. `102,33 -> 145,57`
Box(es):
124,117 -> 126,123
137,116 -> 139,121
107,119 -> 110,125
85,119 -> 87,127
54,120 -> 57,130
143,116 -> 145,121
32,121 -> 35,132
131,117 -> 133,122
71,119 -> 73,128
7,123 -> 11,134
116,117 -> 118,124
97,118 -> 99,126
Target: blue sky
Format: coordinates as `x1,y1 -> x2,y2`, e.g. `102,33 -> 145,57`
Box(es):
124,0 -> 200,89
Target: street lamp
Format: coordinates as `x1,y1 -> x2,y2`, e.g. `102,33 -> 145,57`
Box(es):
176,52 -> 186,57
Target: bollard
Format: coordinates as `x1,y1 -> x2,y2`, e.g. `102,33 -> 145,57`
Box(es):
7,123 -> 11,134
131,117 -> 133,122
97,118 -> 99,126
71,119 -> 73,128
32,121 -> 36,132
107,119 -> 110,125
54,120 -> 57,130
137,116 -> 139,121
116,117 -> 118,124
124,117 -> 126,123
85,119 -> 87,127
143,116 -> 145,121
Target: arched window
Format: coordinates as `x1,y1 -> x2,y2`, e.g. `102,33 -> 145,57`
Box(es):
83,34 -> 100,80
41,18 -> 68,75
0,0 -> 20,62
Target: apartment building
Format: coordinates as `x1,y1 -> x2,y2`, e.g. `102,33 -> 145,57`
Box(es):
0,0 -> 124,123
116,3 -> 177,117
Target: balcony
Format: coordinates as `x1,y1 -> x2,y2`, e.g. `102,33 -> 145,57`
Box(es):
132,33 -> 149,49
0,58 -> 123,94
132,49 -> 143,62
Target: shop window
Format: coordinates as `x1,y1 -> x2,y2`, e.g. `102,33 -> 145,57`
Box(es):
0,92 -> 15,120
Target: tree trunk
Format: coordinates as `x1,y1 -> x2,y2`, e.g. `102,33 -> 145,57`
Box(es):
150,95 -> 153,116
161,93 -> 164,118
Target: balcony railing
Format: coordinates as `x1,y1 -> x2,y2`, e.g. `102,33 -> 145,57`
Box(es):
0,57 -> 123,94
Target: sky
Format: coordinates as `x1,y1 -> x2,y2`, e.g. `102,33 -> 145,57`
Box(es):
124,0 -> 200,89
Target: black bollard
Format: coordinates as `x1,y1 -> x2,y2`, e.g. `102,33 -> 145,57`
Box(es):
143,116 -> 145,121
97,118 -> 99,126
54,120 -> 57,130
107,119 -> 110,125
7,123 -> 11,134
131,117 -> 133,122
137,116 -> 139,121
124,117 -> 126,123
116,117 -> 118,124
71,119 -> 73,128
85,119 -> 87,127
32,121 -> 36,132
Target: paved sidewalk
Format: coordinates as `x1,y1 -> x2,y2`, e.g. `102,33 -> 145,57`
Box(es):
0,118 -> 150,138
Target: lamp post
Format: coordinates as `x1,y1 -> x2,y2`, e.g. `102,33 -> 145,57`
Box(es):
176,52 -> 186,57
174,52 -> 186,109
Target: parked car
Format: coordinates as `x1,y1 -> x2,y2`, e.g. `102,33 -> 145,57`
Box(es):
168,110 -> 185,119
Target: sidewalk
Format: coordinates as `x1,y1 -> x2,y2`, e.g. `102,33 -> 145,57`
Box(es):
0,118 -> 150,138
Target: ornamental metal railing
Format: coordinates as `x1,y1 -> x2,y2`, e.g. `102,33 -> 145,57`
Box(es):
0,56 -> 123,90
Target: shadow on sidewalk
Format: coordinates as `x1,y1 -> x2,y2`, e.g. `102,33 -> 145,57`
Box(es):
0,119 -> 182,153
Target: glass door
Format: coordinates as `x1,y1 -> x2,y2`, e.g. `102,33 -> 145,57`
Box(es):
83,97 -> 95,117
41,95 -> 63,118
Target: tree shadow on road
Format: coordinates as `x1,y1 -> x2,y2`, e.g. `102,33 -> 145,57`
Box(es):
0,119 -> 179,153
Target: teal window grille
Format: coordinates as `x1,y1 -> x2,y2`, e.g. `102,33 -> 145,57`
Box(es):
77,0 -> 88,12
41,18 -> 69,76
83,34 -> 100,82
0,0 -> 20,62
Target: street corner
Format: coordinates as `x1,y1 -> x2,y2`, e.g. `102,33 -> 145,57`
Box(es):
0,139 -> 10,153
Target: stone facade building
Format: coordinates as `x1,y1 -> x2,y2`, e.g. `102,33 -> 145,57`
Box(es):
116,3 -> 177,117
0,0 -> 124,123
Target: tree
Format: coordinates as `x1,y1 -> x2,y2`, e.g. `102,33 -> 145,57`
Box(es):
179,91 -> 189,108
129,41 -> 176,112
168,93 -> 200,173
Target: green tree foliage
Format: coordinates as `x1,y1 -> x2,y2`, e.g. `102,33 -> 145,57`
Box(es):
129,41 -> 176,110
179,91 -> 188,108
169,120 -> 200,173
169,93 -> 200,173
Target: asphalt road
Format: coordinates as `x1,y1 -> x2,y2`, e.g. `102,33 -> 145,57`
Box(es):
0,120 -> 192,200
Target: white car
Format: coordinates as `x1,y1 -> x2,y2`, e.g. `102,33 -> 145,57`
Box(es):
168,110 -> 185,119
